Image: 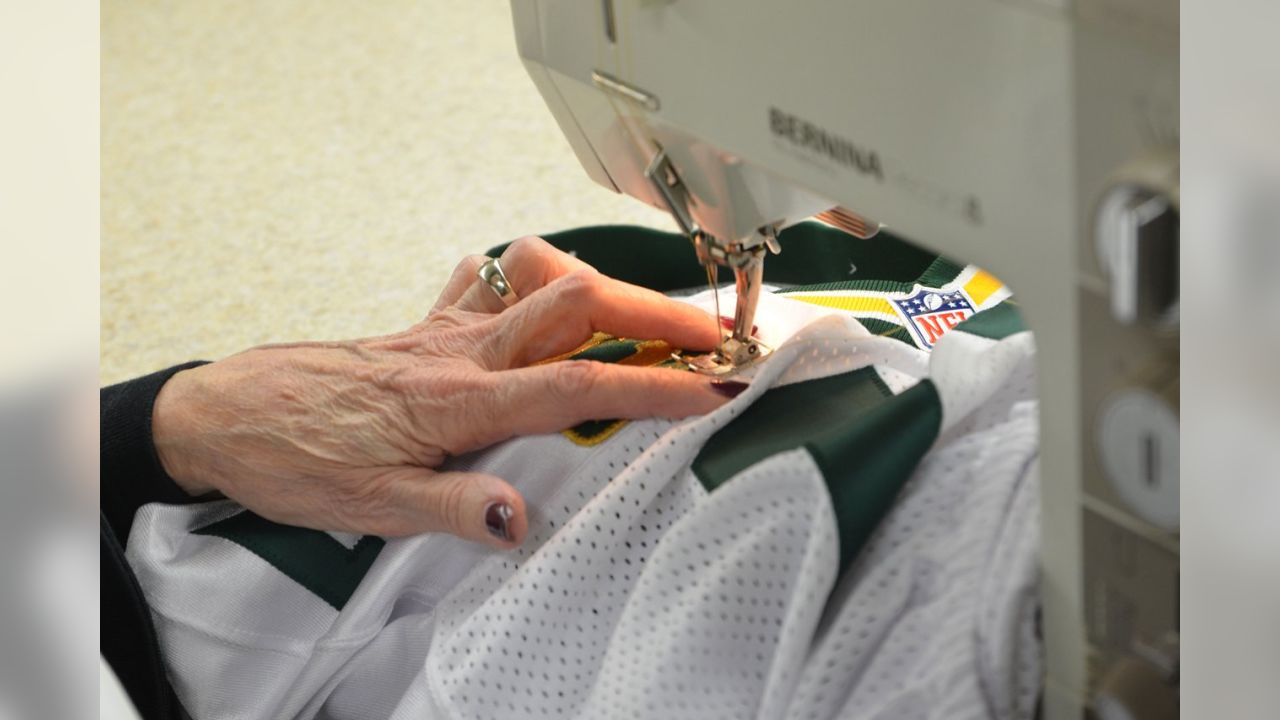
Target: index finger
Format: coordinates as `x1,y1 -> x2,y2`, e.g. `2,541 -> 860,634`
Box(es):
494,269 -> 722,368
461,361 -> 747,451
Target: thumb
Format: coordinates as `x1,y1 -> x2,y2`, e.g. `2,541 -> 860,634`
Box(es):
386,467 -> 527,548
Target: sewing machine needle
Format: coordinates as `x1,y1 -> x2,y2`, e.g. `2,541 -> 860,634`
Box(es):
705,263 -> 724,353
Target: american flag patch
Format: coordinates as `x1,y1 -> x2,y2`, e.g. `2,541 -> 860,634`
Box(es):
893,288 -> 975,349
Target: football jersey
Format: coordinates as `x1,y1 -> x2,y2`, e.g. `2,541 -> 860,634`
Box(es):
125,225 -> 1041,720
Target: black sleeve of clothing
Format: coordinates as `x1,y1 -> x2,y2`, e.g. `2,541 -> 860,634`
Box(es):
101,361 -> 208,720
103,513 -> 191,720
100,361 -> 209,541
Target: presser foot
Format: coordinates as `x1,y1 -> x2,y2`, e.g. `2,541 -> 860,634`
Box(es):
673,337 -> 772,377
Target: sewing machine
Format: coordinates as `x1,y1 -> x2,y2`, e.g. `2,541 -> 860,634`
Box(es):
511,1 -> 1179,717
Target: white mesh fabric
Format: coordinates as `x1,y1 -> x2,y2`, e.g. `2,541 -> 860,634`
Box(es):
581,451 -> 838,720
413,316 -> 884,719
781,327 -> 1042,720
782,405 -> 1039,720
928,329 -> 1038,432
420,456 -> 838,720
976,429 -> 1043,720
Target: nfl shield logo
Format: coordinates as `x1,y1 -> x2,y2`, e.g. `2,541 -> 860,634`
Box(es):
893,288 -> 976,349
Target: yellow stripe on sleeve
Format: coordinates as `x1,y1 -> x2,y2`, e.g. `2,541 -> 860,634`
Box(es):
962,269 -> 1005,306
785,294 -> 898,316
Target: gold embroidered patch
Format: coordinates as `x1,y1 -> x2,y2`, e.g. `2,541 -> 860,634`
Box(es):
537,333 -> 682,446
561,418 -> 630,447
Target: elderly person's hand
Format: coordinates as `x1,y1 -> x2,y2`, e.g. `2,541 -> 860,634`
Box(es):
151,238 -> 741,549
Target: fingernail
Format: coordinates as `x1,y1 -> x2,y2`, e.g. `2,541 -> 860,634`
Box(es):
719,316 -> 759,335
710,380 -> 750,399
485,502 -> 515,542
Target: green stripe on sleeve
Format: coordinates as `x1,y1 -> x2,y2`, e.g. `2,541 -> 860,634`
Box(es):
952,300 -> 1026,340
692,367 -> 893,492
193,512 -> 385,611
807,380 -> 942,568
691,368 -> 942,570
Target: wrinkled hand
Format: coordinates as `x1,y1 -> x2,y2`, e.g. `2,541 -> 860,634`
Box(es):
152,237 -> 737,548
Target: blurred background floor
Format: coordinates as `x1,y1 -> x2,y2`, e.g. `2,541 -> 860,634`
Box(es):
102,0 -> 668,384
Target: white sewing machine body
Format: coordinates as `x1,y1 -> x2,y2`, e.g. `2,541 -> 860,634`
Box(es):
512,1 -> 1180,717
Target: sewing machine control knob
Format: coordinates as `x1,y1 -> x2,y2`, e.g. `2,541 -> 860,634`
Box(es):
1094,151 -> 1180,328
1096,389 -> 1180,531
